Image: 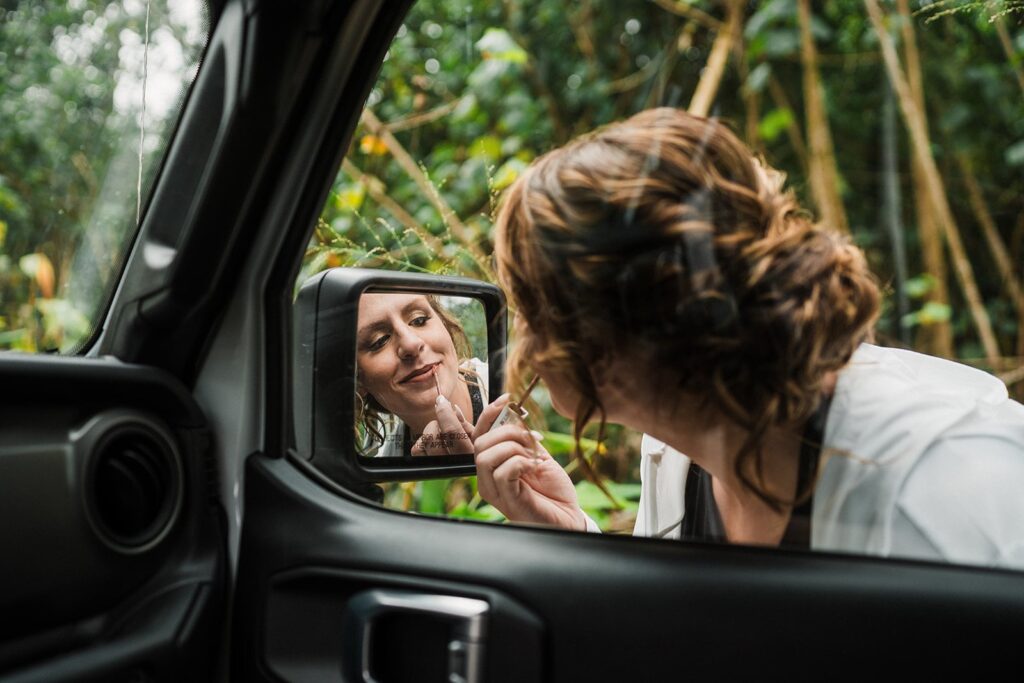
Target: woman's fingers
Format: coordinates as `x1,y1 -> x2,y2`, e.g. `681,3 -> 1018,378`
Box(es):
411,420 -> 443,456
433,396 -> 472,454
473,422 -> 540,456
475,440 -> 534,501
472,393 -> 511,436
452,403 -> 475,435
491,454 -> 538,495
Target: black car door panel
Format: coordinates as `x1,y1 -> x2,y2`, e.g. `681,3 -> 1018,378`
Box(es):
234,453 -> 1024,681
0,355 -> 225,681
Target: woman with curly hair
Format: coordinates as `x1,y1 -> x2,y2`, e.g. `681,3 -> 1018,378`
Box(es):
356,293 -> 484,457
472,107 -> 1024,567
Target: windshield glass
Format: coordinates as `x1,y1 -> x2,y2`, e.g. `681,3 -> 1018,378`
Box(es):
0,0 -> 208,353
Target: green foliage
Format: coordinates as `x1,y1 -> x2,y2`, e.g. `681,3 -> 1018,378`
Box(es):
0,1 -> 206,352
8,2 -> 1021,527
303,0 -> 1024,530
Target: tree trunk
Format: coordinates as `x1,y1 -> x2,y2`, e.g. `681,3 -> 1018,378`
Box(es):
688,0 -> 743,118
897,0 -> 954,357
865,0 -> 1001,364
995,16 -> 1024,98
955,153 -> 1024,322
767,76 -> 809,170
797,0 -> 849,233
881,80 -> 911,345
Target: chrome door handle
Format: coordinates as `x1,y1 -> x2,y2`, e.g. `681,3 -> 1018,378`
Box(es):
342,589 -> 489,683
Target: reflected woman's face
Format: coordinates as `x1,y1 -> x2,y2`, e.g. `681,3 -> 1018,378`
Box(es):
356,293 -> 461,426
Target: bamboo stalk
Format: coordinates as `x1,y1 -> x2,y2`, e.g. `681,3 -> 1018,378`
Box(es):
995,16 -> 1024,98
688,0 -> 743,118
798,0 -> 849,234
651,0 -> 723,31
646,21 -> 694,109
865,0 -> 1001,364
999,364 -> 1024,388
360,109 -> 490,271
955,153 -> 1024,320
767,76 -> 809,169
384,98 -> 463,133
897,0 -> 954,357
569,0 -> 597,66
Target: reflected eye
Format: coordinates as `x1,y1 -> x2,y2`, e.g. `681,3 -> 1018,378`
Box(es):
410,314 -> 431,327
367,334 -> 390,352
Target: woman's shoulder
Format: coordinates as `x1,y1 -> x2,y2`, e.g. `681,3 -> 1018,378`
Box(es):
460,357 -> 488,399
842,344 -> 1009,402
827,344 -> 1014,452
815,343 -> 1024,561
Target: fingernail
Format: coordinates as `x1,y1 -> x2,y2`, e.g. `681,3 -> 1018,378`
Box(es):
530,430 -> 544,442
436,395 -> 450,406
454,404 -> 466,419
497,393 -> 511,403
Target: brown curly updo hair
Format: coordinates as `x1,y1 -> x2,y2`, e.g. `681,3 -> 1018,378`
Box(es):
494,107 -> 880,508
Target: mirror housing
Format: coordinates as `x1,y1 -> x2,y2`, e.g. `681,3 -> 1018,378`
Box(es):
293,268 -> 506,489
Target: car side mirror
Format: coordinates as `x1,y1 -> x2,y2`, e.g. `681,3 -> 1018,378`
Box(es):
293,268 -> 506,492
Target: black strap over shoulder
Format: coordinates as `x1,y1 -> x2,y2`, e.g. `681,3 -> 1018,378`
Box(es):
680,397 -> 832,548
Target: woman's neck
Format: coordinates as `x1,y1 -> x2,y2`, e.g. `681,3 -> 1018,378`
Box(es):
599,366 -> 807,545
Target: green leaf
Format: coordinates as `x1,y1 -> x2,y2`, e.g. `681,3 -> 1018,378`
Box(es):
902,301 -> 952,328
574,480 -> 641,511
475,28 -> 528,64
1005,139 -> 1024,167
904,274 -> 936,299
448,501 -> 506,521
418,479 -> 449,514
539,431 -> 602,458
918,301 -> 952,324
758,108 -> 793,143
492,157 -> 527,191
745,0 -> 796,39
744,63 -> 772,96
468,135 -> 502,163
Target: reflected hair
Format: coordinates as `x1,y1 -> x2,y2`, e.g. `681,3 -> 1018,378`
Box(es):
494,107 -> 880,509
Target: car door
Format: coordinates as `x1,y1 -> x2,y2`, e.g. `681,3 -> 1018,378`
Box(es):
231,2 -> 1024,681
3,1 -> 1022,682
0,0 -> 388,680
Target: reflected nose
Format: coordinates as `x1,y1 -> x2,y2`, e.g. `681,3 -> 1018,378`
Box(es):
395,324 -> 425,360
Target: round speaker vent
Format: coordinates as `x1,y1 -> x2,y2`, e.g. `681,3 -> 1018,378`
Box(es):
81,414 -> 183,554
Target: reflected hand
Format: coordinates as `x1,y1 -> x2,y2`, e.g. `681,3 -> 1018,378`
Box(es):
472,396 -> 586,531
411,395 -> 475,455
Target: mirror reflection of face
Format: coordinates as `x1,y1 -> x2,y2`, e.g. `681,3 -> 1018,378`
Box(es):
356,293 -> 461,428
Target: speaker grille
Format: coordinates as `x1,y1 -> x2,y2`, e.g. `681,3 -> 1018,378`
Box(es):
85,419 -> 182,553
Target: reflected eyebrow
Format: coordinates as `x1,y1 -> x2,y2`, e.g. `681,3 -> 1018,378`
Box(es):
357,299 -> 430,337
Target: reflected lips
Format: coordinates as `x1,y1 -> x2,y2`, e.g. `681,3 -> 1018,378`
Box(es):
399,362 -> 440,384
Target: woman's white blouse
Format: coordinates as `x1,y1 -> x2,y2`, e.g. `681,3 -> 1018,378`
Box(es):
633,344 -> 1024,569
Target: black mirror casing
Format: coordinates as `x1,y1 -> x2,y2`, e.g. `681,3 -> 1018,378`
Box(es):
294,268 -> 506,491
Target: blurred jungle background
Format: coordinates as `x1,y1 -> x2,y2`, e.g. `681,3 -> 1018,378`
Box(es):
300,0 -> 1024,531
2,1 -> 1022,531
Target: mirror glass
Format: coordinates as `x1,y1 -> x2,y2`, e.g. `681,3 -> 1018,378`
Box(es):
354,290 -> 490,458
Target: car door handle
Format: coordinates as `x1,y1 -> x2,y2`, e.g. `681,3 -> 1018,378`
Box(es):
341,588 -> 489,683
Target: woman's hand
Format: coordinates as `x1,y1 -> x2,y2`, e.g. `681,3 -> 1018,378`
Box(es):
411,395 -> 475,455
472,396 -> 586,531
